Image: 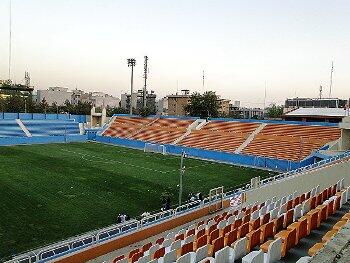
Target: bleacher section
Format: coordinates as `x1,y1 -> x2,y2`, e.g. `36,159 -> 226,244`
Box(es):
130,119 -> 193,144
103,117 -> 193,144
179,121 -> 259,153
242,124 -> 341,161
0,120 -> 25,137
102,117 -> 341,162
102,117 -> 155,138
111,180 -> 348,263
21,120 -> 80,136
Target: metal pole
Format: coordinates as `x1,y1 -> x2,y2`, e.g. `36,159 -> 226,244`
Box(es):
178,151 -> 186,206
130,65 -> 134,115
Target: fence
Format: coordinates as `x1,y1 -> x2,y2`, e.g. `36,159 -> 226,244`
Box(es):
95,135 -> 308,172
0,135 -> 87,146
0,113 -> 87,123
7,150 -> 350,263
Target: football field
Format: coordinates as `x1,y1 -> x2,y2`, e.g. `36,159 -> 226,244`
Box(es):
0,142 -> 275,260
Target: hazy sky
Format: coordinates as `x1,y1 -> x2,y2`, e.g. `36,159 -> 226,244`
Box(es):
0,0 -> 349,107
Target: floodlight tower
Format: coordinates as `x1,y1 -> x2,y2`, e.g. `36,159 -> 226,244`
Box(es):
127,58 -> 136,115
143,56 -> 148,108
8,0 -> 12,81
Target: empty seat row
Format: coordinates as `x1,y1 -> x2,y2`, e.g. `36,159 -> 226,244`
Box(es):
0,120 -> 25,137
113,179 -> 346,263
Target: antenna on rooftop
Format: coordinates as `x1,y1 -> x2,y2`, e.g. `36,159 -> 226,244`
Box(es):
319,85 -> 323,99
143,56 -> 148,108
329,61 -> 334,98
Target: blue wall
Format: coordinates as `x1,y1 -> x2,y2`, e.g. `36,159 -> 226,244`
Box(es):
0,112 -> 87,123
0,135 -> 87,146
95,135 -> 310,172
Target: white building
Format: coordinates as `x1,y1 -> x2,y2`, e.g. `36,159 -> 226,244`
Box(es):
36,87 -> 72,106
88,92 -> 120,108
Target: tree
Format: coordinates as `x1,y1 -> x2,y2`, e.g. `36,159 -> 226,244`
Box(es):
265,104 -> 284,118
106,106 -> 128,117
184,91 -> 220,118
138,107 -> 152,117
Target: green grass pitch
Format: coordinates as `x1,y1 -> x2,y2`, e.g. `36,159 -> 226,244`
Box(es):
0,142 -> 275,259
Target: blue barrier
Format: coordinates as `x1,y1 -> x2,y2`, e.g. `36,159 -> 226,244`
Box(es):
0,135 -> 87,146
95,135 -> 303,172
0,113 -> 87,123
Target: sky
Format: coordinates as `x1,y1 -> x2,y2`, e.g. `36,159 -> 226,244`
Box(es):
0,0 -> 349,107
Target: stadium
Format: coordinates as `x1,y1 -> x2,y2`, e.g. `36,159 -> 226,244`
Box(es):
1,112 -> 350,263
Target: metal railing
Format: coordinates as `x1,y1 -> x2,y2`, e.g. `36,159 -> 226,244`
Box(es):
6,151 -> 350,263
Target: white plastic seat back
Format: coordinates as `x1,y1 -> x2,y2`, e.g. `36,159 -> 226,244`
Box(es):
176,252 -> 195,263
115,258 -> 127,263
265,199 -> 271,206
137,254 -> 150,263
310,187 -> 316,197
341,190 -> 347,206
267,203 -> 275,212
217,220 -> 226,229
251,210 -> 259,220
264,237 -> 282,263
242,250 -> 264,263
184,235 -> 194,244
233,237 -> 247,260
270,207 -> 279,220
195,244 -> 209,262
207,219 -> 215,229
165,232 -> 175,240
215,246 -> 235,263
340,178 -> 345,190
259,206 -> 267,217
170,240 -> 181,251
275,199 -> 281,208
280,196 -> 287,204
177,229 -> 186,235
271,196 -> 277,203
197,224 -> 206,232
163,249 -> 177,263
237,211 -> 244,220
227,215 -> 236,225
287,194 -> 293,201
295,256 -> 312,263
148,259 -> 158,263
197,258 -> 215,263
316,185 -> 320,194
163,238 -> 172,248
302,199 -> 311,215
293,204 -> 302,221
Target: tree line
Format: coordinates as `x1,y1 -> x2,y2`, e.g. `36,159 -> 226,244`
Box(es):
0,93 -> 284,119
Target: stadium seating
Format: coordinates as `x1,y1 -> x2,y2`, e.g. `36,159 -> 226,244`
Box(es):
103,117 -> 341,162
178,121 -> 259,153
112,179 -> 346,263
22,120 -> 80,136
130,119 -> 193,144
0,120 -> 26,137
102,116 -> 155,138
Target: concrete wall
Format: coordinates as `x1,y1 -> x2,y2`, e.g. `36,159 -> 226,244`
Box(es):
245,158 -> 350,205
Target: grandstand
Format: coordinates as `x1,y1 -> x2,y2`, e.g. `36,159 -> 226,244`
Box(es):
102,116 -> 341,164
1,113 -> 350,263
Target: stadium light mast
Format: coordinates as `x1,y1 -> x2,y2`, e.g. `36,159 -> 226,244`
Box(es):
127,58 -> 136,115
143,56 -> 148,108
8,0 -> 12,81
178,151 -> 187,206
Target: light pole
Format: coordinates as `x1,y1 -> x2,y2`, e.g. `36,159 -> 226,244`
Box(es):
178,151 -> 187,206
127,58 -> 136,115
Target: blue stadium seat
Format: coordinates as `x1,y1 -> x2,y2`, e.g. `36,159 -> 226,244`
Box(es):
0,120 -> 26,137
22,120 -> 80,136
